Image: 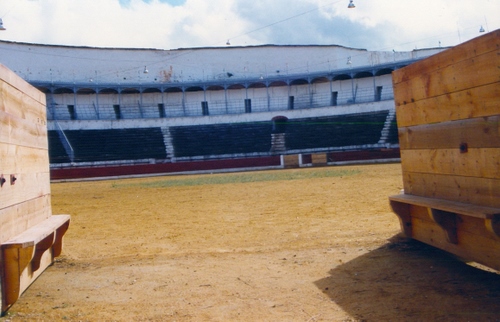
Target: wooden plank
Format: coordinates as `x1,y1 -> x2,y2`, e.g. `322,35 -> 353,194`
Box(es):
406,201 -> 500,241
395,82 -> 500,127
0,82 -> 47,124
400,148 -> 500,180
283,154 -> 299,168
0,64 -> 45,105
402,172 -> 500,208
389,194 -> 500,219
392,29 -> 500,84
0,144 -> 50,174
459,213 -> 499,239
0,63 -> 62,315
411,216 -> 500,271
398,115 -> 500,149
1,215 -> 70,313
311,153 -> 327,165
393,49 -> 500,107
0,195 -> 52,243
0,172 -> 51,211
3,215 -> 70,248
0,110 -> 48,149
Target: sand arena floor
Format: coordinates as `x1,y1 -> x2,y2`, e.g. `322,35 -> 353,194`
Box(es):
2,163 -> 500,321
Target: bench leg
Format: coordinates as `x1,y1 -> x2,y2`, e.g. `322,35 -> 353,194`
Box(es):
53,220 -> 70,258
485,215 -> 500,238
31,233 -> 55,272
1,246 -> 34,313
428,209 -> 458,244
390,200 -> 412,237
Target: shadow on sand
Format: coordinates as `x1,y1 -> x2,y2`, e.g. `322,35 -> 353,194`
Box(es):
315,236 -> 500,321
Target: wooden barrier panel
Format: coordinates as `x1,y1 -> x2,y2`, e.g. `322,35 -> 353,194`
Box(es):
0,64 -> 70,314
283,154 -> 300,168
393,29 -> 500,127
390,30 -> 500,270
311,153 -> 327,166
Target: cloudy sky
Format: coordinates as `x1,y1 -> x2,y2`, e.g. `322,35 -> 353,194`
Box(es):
0,0 -> 498,52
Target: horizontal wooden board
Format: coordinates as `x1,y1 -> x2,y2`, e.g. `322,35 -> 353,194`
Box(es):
393,49 -> 500,107
392,29 -> 500,84
400,148 -> 500,180
402,172 -> 500,208
0,81 -> 47,124
395,82 -> 500,127
0,64 -> 45,105
0,172 -> 51,211
0,110 -> 48,149
3,215 -> 70,248
311,153 -> 327,164
0,195 -> 52,243
411,216 -> 500,271
283,154 -> 299,167
409,204 -> 500,241
0,143 -> 50,174
398,115 -> 500,149
390,195 -> 500,219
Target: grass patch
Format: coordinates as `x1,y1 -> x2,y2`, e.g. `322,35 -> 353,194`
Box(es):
113,168 -> 361,189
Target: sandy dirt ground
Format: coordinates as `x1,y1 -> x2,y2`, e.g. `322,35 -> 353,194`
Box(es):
2,163 -> 500,321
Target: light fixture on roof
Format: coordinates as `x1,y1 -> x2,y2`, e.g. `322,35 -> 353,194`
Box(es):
479,25 -> 485,33
143,66 -> 148,74
226,39 -> 231,46
0,18 -> 6,31
348,0 -> 355,8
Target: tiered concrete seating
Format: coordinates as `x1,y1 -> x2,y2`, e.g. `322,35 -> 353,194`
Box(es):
48,128 -> 166,163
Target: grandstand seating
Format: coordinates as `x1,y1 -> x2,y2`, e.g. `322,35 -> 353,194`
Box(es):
48,128 -> 166,163
48,111 -> 392,165
170,110 -> 389,158
48,131 -> 72,164
170,122 -> 272,158
286,111 -> 389,150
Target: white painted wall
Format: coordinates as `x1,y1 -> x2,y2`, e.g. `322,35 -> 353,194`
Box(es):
49,100 -> 395,131
47,72 -> 396,120
0,40 -> 444,85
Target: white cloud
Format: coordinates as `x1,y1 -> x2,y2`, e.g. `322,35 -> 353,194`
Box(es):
329,0 -> 499,50
0,0 -> 498,51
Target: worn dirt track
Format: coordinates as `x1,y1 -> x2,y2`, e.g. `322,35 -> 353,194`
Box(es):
2,163 -> 500,321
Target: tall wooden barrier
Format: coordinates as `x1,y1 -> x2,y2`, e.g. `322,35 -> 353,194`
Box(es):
389,30 -> 500,270
0,64 -> 70,314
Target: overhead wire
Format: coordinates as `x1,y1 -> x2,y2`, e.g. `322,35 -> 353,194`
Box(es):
0,0 -> 492,82
225,0 -> 344,45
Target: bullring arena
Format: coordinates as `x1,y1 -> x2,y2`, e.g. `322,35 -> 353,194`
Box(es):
5,163 -> 500,321
1,29 -> 500,321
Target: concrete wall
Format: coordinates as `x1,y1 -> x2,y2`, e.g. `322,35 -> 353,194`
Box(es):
46,73 -> 395,121
0,41 -> 444,84
49,100 -> 394,131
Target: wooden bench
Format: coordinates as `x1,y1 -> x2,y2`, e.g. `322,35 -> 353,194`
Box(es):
1,215 -> 70,313
389,194 -> 500,244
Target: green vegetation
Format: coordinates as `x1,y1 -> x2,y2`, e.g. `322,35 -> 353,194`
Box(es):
113,168 -> 361,189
